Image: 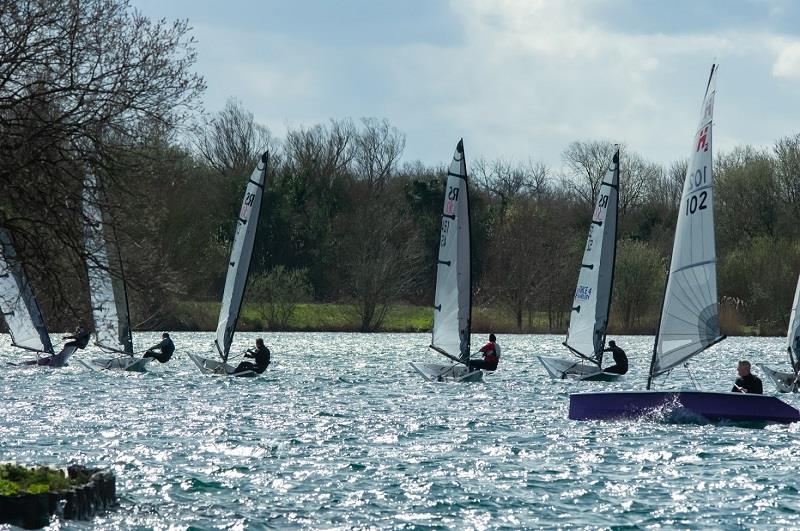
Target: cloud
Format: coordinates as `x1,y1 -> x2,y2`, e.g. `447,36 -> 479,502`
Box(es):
134,0 -> 800,169
773,41 -> 800,79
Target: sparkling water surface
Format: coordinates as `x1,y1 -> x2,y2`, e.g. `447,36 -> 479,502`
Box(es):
1,333 -> 799,529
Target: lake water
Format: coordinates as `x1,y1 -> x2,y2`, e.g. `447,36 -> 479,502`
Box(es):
1,332 -> 799,529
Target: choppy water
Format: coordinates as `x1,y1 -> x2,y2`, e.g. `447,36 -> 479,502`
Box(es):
1,332 -> 799,529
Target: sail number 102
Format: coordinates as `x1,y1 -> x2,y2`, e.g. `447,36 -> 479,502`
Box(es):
685,165 -> 709,216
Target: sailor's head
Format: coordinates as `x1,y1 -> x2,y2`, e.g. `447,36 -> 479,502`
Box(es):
256,338 -> 264,347
737,360 -> 752,377
162,332 -> 170,339
608,340 -> 616,347
489,333 -> 496,342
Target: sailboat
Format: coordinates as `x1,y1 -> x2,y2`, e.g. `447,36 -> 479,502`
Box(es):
77,173 -> 151,372
538,148 -> 620,381
759,273 -> 800,392
410,139 -> 482,383
187,151 -> 268,377
0,229 -> 76,367
569,64 -> 800,424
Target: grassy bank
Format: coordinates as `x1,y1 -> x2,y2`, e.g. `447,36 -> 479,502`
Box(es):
170,301 -> 561,333
167,300 -> 762,335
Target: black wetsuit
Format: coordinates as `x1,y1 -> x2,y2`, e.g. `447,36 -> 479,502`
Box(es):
63,328 -> 90,349
234,345 -> 270,374
603,345 -> 628,375
144,337 -> 175,363
732,374 -> 763,394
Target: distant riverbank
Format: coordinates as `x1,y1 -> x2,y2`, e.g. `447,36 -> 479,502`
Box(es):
158,301 -> 770,336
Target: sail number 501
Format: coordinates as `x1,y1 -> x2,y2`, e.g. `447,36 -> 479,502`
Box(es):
685,166 -> 709,216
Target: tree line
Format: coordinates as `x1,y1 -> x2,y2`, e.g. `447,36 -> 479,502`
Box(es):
2,1 -> 799,335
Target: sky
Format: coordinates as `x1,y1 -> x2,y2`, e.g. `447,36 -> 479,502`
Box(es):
133,0 -> 800,171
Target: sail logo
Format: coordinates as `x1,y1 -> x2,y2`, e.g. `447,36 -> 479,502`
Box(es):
240,191 -> 256,218
696,126 -> 709,153
575,285 -> 592,301
444,200 -> 456,216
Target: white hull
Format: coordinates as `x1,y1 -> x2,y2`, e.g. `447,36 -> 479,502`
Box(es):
9,345 -> 77,368
187,352 -> 257,377
78,356 -> 153,373
537,356 -> 623,382
758,364 -> 799,393
410,362 -> 483,382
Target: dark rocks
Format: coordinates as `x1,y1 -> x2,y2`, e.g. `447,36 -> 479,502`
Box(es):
0,465 -> 116,529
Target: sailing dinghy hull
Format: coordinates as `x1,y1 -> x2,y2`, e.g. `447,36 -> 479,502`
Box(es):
569,390 -> 800,424
78,356 -> 152,373
187,352 -> 257,378
537,356 -> 623,382
410,362 -> 483,383
10,346 -> 78,368
758,364 -> 798,393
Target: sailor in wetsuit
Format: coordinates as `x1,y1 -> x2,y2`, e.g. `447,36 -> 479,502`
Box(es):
468,334 -> 500,371
731,360 -> 763,394
32,323 -> 91,366
232,338 -> 270,374
143,332 -> 175,363
602,340 -> 628,375
62,324 -> 90,350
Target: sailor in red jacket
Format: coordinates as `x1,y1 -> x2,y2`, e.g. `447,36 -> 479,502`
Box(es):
468,334 -> 501,371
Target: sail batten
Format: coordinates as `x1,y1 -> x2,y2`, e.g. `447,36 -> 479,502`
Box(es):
0,229 -> 54,354
431,140 -> 471,362
83,174 -> 134,355
564,149 -> 619,365
651,64 -> 722,380
214,152 -> 269,361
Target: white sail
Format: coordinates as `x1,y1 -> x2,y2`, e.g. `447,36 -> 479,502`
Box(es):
431,139 -> 471,361
564,149 -> 619,364
82,173 -> 133,354
651,65 -> 723,378
215,152 -> 268,360
0,228 -> 54,353
787,274 -> 800,363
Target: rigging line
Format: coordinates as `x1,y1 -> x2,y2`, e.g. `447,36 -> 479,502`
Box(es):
684,363 -> 699,390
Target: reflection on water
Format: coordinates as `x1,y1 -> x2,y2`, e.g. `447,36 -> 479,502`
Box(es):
1,332 -> 798,528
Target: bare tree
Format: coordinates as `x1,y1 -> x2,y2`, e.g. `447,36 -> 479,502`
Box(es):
774,133 -> 800,219
338,204 -> 423,332
0,0 -> 204,320
561,141 -> 612,207
195,99 -> 276,178
352,118 -> 405,189
334,122 -> 420,331
472,157 -> 550,215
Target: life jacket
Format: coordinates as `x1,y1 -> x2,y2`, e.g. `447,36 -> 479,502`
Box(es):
481,342 -> 499,368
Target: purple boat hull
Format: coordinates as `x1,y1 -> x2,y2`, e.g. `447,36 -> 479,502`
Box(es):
569,391 -> 800,424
